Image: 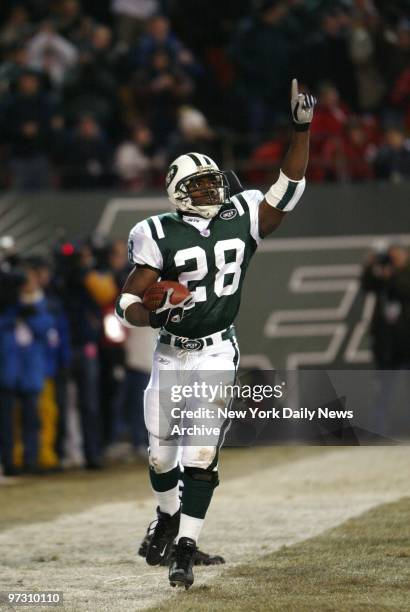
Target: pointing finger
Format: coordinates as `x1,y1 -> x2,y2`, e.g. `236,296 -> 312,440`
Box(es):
291,78 -> 299,99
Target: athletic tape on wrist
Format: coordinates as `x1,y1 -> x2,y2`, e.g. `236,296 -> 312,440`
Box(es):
115,293 -> 142,327
264,169 -> 306,212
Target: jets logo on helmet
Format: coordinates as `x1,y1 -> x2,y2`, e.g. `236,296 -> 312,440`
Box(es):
166,164 -> 178,188
166,152 -> 230,219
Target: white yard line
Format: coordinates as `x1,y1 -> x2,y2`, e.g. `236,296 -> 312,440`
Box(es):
1,447 -> 409,611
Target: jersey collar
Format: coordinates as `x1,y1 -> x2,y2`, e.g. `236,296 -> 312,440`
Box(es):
181,214 -> 211,232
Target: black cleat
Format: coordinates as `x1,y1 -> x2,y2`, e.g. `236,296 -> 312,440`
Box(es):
193,548 -> 225,566
169,537 -> 197,589
138,527 -> 225,566
138,527 -> 152,559
145,507 -> 180,566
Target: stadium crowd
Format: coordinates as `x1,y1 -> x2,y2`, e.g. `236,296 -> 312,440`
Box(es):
0,0 -> 409,190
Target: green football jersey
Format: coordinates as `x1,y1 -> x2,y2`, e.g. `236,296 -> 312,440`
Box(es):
128,190 -> 264,338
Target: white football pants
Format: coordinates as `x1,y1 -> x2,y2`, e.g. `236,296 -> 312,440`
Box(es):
144,334 -> 239,473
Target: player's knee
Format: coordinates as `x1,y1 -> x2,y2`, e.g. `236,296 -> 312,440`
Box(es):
148,453 -> 177,474
184,466 -> 219,489
149,456 -> 175,474
183,446 -> 216,469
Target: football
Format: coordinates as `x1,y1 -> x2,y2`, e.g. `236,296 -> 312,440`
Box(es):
142,280 -> 191,311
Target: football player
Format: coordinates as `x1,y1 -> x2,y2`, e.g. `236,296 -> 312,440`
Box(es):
116,79 -> 315,588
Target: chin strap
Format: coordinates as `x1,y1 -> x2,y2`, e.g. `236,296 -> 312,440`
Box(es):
177,201 -> 222,219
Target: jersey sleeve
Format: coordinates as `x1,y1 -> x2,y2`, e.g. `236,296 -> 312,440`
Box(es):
128,220 -> 163,271
232,189 -> 264,246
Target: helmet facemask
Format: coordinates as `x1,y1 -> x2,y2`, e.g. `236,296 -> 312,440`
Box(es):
173,170 -> 230,219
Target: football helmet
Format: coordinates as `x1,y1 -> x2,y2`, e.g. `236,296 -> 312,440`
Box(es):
166,153 -> 230,219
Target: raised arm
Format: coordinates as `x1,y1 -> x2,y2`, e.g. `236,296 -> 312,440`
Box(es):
258,79 -> 316,238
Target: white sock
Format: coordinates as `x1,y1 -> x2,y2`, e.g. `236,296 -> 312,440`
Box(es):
155,484 -> 180,516
177,513 -> 204,544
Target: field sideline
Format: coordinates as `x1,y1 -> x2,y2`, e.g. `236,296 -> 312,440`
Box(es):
1,446 -> 409,611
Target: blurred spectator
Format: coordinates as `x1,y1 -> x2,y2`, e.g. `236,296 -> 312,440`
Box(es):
0,44 -> 30,96
230,0 -> 292,137
245,137 -> 285,185
89,24 -> 113,59
348,17 -> 385,111
3,70 -> 61,190
99,240 -> 129,449
361,244 -> 410,430
134,15 -> 200,79
303,6 -> 358,110
311,84 -> 349,139
62,43 -> 120,134
133,49 -> 194,145
114,123 -> 154,190
381,17 -> 410,88
166,105 -> 221,165
309,83 -> 350,181
26,21 -> 78,87
362,245 -> 410,368
0,259 -> 54,476
61,114 -> 114,189
323,117 -> 375,181
47,113 -> 69,186
53,0 -> 94,47
362,245 -> 410,433
111,0 -> 160,46
389,67 -> 410,130
86,24 -> 130,99
167,0 -> 253,53
373,127 -> 410,181
0,4 -> 32,49
351,0 -> 380,28
56,240 -> 117,468
29,255 -> 71,468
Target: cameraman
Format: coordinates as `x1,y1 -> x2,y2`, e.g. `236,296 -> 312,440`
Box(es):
361,245 -> 410,369
0,259 -> 53,476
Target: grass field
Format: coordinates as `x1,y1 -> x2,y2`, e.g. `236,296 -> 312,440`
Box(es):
152,498 -> 410,612
1,446 -> 409,611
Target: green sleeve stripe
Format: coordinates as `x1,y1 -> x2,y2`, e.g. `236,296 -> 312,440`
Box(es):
152,215 -> 165,238
147,217 -> 159,240
115,297 -> 124,319
236,193 -> 249,213
276,181 -> 297,211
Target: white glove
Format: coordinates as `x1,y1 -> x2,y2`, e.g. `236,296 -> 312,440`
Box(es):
152,288 -> 194,326
291,78 -> 316,129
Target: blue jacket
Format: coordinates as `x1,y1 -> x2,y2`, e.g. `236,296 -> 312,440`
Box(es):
0,297 -> 54,392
